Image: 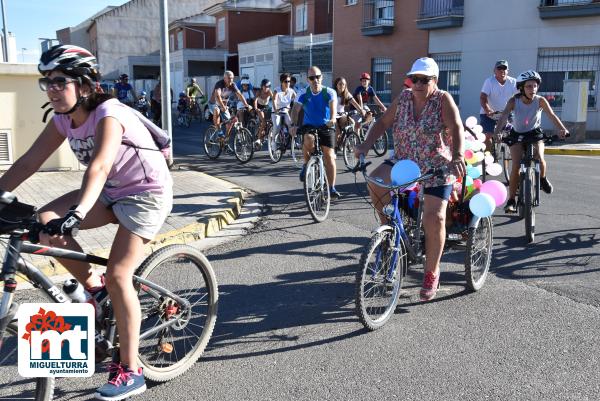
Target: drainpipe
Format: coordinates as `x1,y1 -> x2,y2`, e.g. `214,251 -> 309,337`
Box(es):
1,0 -> 9,62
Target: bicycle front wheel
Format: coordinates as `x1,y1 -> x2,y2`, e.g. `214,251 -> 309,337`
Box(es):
524,167 -> 535,243
372,130 -> 388,156
135,244 -> 218,382
267,127 -> 284,163
203,125 -> 222,159
0,323 -> 55,401
356,229 -> 406,331
343,131 -> 361,171
465,216 -> 493,291
233,127 -> 254,164
304,157 -> 330,222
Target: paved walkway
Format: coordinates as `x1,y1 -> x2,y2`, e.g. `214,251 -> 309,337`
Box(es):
4,165 -> 245,278
545,139 -> 600,156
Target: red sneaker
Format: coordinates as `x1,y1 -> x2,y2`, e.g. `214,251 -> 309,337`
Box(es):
420,271 -> 440,301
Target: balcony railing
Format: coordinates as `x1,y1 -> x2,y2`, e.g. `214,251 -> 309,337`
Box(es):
416,0 -> 464,30
361,0 -> 394,36
539,0 -> 600,19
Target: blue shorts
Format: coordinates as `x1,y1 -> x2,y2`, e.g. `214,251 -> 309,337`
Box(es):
382,159 -> 452,201
479,113 -> 496,134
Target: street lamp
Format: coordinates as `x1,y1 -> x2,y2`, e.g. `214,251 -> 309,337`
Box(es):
21,47 -> 26,63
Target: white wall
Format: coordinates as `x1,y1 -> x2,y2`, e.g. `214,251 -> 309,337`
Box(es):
429,0 -> 600,131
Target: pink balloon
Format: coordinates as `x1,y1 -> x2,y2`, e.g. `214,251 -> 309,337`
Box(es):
479,180 -> 507,206
464,149 -> 474,159
473,179 -> 482,189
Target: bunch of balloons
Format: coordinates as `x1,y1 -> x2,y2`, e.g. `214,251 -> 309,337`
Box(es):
461,116 -> 508,218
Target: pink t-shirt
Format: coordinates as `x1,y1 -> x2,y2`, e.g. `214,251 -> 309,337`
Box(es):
53,98 -> 172,199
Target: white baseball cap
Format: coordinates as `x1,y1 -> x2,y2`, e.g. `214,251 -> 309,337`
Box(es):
407,57 -> 439,77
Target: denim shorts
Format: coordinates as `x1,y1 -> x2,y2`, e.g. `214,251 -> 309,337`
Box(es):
100,188 -> 173,240
479,113 -> 496,134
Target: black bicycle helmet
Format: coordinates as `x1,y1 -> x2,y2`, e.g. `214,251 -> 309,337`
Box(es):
38,44 -> 99,84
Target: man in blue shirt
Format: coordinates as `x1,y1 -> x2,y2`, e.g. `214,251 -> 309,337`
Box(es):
291,66 -> 340,199
112,73 -> 137,106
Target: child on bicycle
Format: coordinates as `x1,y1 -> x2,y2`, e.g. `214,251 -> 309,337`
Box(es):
494,70 -> 569,213
253,79 -> 274,147
0,45 -> 172,400
333,76 -> 364,149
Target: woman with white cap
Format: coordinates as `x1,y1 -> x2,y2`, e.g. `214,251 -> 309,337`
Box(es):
354,57 -> 466,302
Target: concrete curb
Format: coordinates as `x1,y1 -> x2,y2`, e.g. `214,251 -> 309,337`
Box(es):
545,148 -> 600,156
22,173 -> 245,281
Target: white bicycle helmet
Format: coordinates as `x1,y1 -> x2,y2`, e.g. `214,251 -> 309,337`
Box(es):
516,70 -> 541,88
38,44 -> 99,84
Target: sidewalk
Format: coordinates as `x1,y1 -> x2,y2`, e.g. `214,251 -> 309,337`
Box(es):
545,139 -> 600,156
7,166 -> 245,279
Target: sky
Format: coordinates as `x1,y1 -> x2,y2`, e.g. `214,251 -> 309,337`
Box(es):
2,0 -> 129,63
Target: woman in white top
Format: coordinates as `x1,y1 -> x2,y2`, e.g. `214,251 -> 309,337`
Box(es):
272,73 -> 297,135
494,70 -> 569,213
333,76 -> 364,147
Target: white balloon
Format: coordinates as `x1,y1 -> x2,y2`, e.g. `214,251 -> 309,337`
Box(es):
475,152 -> 485,162
486,162 -> 502,176
484,154 -> 495,165
472,125 -> 483,134
465,116 -> 478,128
476,132 -> 487,143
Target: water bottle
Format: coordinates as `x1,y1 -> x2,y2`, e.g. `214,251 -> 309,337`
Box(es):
63,279 -> 91,303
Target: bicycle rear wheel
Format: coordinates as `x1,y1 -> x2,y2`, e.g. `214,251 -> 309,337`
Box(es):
356,229 -> 406,331
233,127 -> 254,164
304,157 -> 330,222
291,132 -> 303,166
203,125 -> 222,159
135,244 -> 218,382
267,126 -> 284,163
0,323 -> 55,400
524,167 -> 535,243
343,131 -> 361,171
465,216 -> 493,291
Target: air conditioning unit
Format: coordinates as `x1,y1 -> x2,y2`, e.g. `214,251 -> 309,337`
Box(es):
0,129 -> 14,165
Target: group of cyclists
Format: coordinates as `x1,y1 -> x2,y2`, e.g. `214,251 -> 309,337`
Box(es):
0,41 -> 572,400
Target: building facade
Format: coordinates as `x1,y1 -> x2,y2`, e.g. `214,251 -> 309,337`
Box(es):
419,0 -> 600,135
332,0 -> 429,104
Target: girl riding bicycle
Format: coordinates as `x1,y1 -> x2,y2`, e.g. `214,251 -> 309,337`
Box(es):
0,45 -> 172,400
494,70 -> 569,213
253,79 -> 274,146
333,77 -> 364,148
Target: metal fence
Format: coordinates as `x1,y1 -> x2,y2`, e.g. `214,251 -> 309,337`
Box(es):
432,52 -> 462,105
418,0 -> 464,19
371,57 -> 392,104
281,44 -> 332,75
540,0 -> 596,6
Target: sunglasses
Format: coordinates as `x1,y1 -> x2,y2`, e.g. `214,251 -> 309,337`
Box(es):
308,75 -> 322,81
283,80 -> 291,83
410,76 -> 434,85
39,76 -> 79,91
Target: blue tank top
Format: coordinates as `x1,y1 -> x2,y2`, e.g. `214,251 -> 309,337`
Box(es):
299,87 -> 336,126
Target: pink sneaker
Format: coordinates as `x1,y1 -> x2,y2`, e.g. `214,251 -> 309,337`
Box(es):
420,271 -> 440,301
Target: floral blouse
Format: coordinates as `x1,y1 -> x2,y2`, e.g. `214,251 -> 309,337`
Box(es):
392,88 -> 455,188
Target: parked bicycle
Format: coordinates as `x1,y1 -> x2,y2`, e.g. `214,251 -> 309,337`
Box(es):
0,190 -> 218,400
353,157 -> 493,330
268,108 -> 302,165
203,110 -> 254,164
302,127 -> 331,222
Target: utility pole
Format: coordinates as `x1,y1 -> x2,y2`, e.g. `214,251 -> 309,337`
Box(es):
1,0 -> 9,62
159,0 -> 173,166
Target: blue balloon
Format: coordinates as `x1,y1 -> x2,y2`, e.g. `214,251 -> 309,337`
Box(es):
469,193 -> 496,218
467,165 -> 482,179
390,160 -> 421,186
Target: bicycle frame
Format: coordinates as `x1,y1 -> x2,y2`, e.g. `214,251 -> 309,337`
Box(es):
305,128 -> 325,188
0,232 -> 192,352
519,140 -> 541,208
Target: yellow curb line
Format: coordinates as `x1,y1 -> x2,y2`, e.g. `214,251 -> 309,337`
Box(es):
17,190 -> 244,282
545,148 -> 600,156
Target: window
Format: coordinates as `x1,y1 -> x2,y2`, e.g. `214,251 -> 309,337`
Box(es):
537,47 -> 599,109
372,57 -> 392,104
363,0 -> 394,28
217,18 -> 225,42
177,31 -> 183,50
346,0 -> 358,5
432,52 -> 462,105
296,4 -> 307,32
169,34 -> 175,52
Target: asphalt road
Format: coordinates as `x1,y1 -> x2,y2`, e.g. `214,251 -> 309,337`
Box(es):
4,119 -> 599,401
